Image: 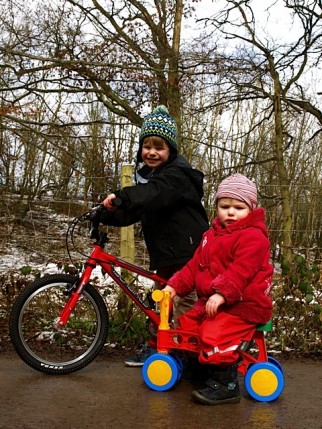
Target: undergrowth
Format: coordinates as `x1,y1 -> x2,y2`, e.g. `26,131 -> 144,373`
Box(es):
0,255 -> 321,357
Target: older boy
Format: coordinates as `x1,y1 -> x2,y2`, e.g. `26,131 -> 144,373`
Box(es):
96,105 -> 209,365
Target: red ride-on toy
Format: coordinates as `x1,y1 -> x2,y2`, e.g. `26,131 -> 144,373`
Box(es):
142,290 -> 284,402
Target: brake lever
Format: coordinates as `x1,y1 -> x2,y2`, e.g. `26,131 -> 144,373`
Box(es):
87,204 -> 104,221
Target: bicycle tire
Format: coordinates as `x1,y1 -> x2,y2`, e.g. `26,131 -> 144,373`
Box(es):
9,274 -> 109,375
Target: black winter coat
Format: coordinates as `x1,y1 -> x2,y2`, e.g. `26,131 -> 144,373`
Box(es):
98,155 -> 209,270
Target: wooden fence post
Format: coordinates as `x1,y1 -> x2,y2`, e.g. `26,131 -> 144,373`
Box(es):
120,164 -> 135,264
118,165 -> 135,317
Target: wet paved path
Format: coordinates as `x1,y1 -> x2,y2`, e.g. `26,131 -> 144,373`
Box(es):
0,353 -> 321,429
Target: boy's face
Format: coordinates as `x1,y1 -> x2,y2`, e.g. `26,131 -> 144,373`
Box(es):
217,198 -> 251,228
141,137 -> 170,169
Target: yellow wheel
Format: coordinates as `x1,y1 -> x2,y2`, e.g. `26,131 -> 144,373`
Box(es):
245,362 -> 284,402
142,354 -> 180,391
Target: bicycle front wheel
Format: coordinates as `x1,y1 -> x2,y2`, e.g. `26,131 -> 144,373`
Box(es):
9,274 -> 109,375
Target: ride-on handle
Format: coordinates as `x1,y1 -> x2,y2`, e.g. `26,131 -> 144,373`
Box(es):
152,290 -> 171,330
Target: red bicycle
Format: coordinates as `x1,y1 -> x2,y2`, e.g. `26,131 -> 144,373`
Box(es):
9,205 -> 284,402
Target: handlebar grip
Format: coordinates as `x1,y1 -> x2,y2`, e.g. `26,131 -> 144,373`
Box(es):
152,289 -> 164,302
152,290 -> 171,302
112,197 -> 122,207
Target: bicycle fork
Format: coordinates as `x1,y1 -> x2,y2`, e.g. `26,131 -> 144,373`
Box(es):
54,260 -> 96,329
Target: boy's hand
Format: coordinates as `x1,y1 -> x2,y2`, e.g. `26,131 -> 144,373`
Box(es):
162,285 -> 177,299
206,293 -> 225,317
103,193 -> 117,211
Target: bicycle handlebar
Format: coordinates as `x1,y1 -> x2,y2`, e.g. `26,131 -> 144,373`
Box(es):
86,197 -> 122,243
86,196 -> 122,219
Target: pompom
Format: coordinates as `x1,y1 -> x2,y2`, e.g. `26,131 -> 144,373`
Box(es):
153,105 -> 169,115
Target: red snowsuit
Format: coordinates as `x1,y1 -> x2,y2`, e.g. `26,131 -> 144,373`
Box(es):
167,208 -> 274,365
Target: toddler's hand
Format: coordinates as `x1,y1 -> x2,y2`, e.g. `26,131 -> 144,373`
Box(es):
162,285 -> 177,299
206,293 -> 225,317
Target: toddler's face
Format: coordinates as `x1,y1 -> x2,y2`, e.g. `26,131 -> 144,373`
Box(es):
141,138 -> 170,169
217,198 -> 251,228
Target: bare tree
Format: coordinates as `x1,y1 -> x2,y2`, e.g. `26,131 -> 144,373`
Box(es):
0,0 -> 321,263
0,0 -> 194,147
200,0 -> 322,261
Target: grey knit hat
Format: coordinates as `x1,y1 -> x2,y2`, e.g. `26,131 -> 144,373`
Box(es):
137,105 -> 178,162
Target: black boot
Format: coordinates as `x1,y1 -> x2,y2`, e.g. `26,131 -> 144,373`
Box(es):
181,357 -> 210,383
191,365 -> 240,405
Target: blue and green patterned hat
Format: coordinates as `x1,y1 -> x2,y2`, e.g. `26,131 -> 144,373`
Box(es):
137,105 -> 178,162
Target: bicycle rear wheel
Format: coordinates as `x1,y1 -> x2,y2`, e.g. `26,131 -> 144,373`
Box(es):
9,274 -> 109,375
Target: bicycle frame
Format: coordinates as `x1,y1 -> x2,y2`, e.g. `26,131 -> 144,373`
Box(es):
56,243 -> 168,330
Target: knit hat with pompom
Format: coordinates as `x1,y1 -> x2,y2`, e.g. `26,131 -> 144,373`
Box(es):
215,173 -> 258,210
137,105 -> 178,162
